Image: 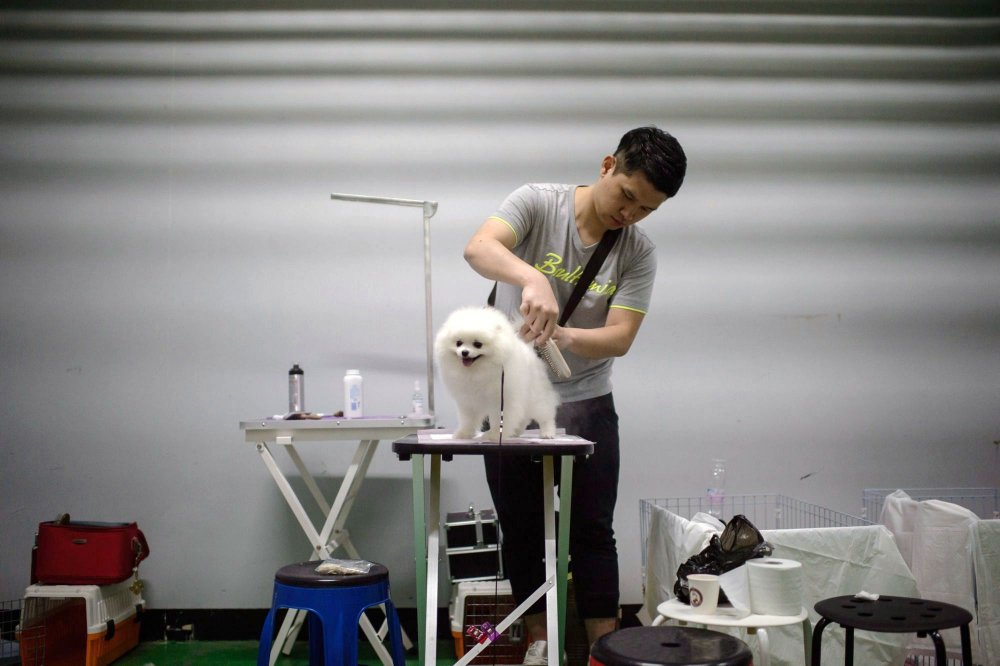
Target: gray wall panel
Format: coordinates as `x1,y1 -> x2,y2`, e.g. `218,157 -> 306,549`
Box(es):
1,7 -> 997,612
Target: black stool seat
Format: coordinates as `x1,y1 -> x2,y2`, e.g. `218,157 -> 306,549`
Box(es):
811,595 -> 973,666
275,560 -> 389,588
814,595 -> 972,634
590,626 -> 753,666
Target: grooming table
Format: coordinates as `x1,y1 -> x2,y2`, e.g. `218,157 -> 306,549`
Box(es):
393,429 -> 593,666
242,415 -> 433,666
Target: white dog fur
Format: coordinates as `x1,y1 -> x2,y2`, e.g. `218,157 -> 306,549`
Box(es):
435,306 -> 560,441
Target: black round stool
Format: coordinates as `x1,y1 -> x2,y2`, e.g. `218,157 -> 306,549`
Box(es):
590,626 -> 754,666
811,595 -> 973,666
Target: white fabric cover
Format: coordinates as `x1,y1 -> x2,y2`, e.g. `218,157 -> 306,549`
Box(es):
910,499 -> 979,660
880,490 -> 983,662
879,489 -> 920,567
972,520 -> 1000,666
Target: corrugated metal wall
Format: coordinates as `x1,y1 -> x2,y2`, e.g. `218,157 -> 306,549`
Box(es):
1,5 -> 997,609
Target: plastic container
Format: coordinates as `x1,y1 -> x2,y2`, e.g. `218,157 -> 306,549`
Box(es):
409,380 -> 425,417
344,369 -> 364,418
288,364 -> 304,413
707,458 -> 726,518
19,578 -> 144,666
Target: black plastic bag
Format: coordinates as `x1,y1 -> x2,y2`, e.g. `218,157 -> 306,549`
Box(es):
673,514 -> 772,604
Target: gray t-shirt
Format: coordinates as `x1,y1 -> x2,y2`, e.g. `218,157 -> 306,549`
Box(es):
490,183 -> 657,402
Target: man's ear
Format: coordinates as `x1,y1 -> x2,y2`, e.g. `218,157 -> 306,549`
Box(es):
600,154 -> 616,177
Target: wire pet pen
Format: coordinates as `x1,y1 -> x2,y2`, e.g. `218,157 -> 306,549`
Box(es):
639,494 -> 871,583
863,487 -> 999,520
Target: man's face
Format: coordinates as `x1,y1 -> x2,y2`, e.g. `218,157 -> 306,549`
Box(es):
592,155 -> 669,231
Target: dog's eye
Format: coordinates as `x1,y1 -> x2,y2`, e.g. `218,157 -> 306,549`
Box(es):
473,341 -> 483,349
455,340 -> 463,347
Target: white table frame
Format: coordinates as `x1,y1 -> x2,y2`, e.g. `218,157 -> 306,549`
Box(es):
654,598 -> 812,666
242,416 -> 433,665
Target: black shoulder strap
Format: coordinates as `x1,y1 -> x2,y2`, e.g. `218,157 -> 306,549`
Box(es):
487,228 -> 623,326
559,227 -> 622,326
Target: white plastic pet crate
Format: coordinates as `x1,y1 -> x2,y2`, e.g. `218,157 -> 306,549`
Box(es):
1,597 -> 43,666
863,487 -> 999,521
449,580 -> 526,664
20,578 -> 145,666
639,494 -> 872,584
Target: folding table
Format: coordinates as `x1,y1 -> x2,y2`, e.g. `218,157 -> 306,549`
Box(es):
392,429 -> 593,666
242,415 -> 433,665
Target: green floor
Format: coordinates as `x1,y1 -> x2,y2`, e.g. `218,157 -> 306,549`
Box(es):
115,639 -> 458,666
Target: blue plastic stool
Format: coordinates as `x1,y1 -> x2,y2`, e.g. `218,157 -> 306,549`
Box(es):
257,561 -> 405,666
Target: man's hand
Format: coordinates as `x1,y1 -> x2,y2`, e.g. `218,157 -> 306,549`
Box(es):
518,275 -> 559,344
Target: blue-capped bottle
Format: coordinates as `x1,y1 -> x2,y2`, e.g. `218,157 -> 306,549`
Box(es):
344,369 -> 364,418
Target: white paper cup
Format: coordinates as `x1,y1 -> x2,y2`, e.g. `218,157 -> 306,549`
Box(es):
687,574 -> 720,614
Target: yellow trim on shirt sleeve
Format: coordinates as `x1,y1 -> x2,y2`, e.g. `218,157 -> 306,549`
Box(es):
609,304 -> 648,315
486,215 -> 519,245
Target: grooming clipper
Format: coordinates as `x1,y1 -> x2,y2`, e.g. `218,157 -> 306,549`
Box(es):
537,338 -> 572,379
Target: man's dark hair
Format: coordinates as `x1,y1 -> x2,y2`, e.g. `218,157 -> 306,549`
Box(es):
613,126 -> 687,198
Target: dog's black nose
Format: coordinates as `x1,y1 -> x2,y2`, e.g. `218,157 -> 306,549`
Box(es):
461,349 -> 469,357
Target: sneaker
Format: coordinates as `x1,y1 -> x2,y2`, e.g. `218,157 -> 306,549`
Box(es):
522,640 -> 548,665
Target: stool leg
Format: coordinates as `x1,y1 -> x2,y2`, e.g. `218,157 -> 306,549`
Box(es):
385,599 -> 406,665
756,627 -> 771,666
257,608 -> 277,666
960,623 -> 972,666
319,609 -> 356,666
811,617 -> 829,666
927,630 -> 947,666
308,612 -> 323,666
801,617 -> 813,666
844,626 -> 854,666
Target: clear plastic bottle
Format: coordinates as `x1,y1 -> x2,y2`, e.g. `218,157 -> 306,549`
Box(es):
707,458 -> 726,518
409,380 -> 424,417
344,369 -> 364,418
288,364 -> 304,413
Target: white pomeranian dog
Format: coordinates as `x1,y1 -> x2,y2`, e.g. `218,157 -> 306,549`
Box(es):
435,306 -> 560,441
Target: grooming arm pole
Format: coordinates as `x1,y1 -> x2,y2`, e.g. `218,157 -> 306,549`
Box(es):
329,192 -> 439,415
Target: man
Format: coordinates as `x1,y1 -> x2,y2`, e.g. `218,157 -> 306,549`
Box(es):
463,126 -> 687,663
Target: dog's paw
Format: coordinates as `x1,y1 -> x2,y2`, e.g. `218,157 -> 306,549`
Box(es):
453,427 -> 476,440
483,428 -> 503,442
538,423 -> 556,439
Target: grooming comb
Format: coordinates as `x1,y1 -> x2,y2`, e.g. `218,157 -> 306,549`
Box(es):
537,338 -> 571,379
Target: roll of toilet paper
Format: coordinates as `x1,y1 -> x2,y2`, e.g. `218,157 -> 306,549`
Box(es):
747,558 -> 803,616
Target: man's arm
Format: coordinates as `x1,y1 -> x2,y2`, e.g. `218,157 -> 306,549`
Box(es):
553,307 -> 645,359
464,217 -> 560,344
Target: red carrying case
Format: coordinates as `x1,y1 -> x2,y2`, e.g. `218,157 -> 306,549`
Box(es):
33,516 -> 150,585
